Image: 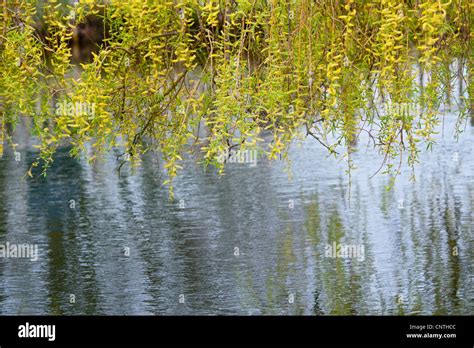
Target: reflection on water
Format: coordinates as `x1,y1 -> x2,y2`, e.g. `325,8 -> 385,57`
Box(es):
0,116 -> 472,315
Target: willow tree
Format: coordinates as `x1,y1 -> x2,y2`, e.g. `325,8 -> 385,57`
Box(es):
0,0 -> 472,196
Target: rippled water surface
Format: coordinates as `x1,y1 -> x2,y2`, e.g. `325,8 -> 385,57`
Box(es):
0,116 -> 472,315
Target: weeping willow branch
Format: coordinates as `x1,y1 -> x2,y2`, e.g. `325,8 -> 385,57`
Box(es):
0,0 -> 471,197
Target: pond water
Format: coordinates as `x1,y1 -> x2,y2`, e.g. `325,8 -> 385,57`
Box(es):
0,115 -> 472,315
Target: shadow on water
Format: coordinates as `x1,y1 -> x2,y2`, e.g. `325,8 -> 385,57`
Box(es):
26,147 -> 101,314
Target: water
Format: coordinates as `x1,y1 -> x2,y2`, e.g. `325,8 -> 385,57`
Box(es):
0,115 -> 472,315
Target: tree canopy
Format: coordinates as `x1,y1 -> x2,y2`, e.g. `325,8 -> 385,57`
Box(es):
0,0 -> 472,196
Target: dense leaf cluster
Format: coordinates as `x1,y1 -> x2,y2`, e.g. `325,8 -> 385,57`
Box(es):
0,0 -> 472,195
